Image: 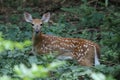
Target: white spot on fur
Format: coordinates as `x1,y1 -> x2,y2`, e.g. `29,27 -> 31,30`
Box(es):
81,53 -> 84,56
81,49 -> 83,52
84,44 -> 88,48
78,57 -> 82,62
78,53 -> 81,57
79,46 -> 81,49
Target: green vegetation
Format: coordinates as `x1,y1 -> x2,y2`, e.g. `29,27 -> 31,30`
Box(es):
0,0 -> 120,80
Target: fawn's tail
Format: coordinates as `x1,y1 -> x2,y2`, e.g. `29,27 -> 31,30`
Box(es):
94,46 -> 100,66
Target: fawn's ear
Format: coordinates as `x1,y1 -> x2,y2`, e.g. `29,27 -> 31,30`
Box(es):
41,12 -> 50,23
24,12 -> 33,23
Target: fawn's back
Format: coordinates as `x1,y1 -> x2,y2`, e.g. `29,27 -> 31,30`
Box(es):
24,12 -> 100,66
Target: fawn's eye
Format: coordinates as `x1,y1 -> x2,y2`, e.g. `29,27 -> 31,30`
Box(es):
31,24 -> 34,26
40,24 -> 43,26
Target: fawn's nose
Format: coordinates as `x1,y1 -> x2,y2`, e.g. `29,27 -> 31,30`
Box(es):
35,29 -> 40,33
35,29 -> 39,33
35,26 -> 40,33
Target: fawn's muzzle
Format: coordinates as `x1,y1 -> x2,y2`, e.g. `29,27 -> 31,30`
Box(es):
35,30 -> 39,33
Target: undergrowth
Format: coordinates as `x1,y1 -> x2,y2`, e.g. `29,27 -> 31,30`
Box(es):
0,0 -> 120,80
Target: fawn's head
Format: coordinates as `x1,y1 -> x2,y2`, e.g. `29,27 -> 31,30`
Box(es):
24,12 -> 50,33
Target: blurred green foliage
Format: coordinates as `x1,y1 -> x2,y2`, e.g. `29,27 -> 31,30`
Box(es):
0,33 -> 31,52
14,61 -> 65,80
0,0 -> 120,80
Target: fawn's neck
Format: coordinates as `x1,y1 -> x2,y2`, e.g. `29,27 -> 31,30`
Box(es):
32,32 -> 43,46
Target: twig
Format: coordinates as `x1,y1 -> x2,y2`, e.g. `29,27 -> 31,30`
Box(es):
87,0 -> 98,4
71,28 -> 100,34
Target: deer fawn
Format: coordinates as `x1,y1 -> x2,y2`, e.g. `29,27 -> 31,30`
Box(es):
24,12 -> 100,66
